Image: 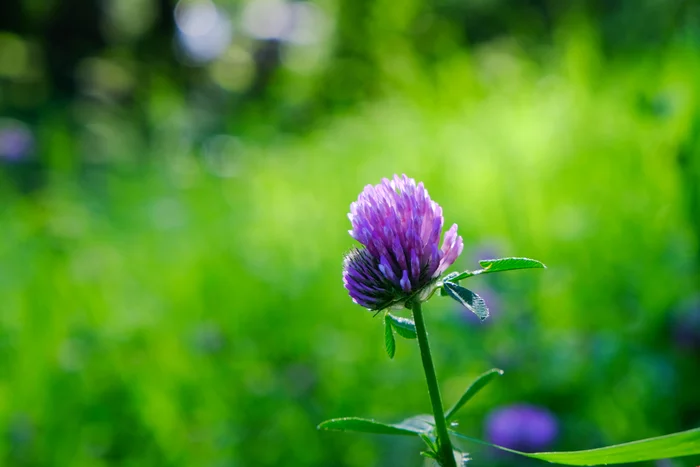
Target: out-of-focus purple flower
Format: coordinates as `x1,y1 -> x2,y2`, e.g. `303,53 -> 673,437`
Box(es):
0,120 -> 33,162
485,404 -> 558,452
343,174 -> 463,311
671,296 -> 700,352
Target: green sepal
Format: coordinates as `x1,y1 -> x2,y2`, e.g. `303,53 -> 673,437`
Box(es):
318,415 -> 435,437
387,313 -> 417,339
442,282 -> 489,321
450,427 -> 700,465
383,314 -> 396,359
446,368 -> 504,421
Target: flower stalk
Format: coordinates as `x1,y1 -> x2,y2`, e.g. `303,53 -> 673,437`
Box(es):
326,175 -> 550,464
411,300 -> 458,467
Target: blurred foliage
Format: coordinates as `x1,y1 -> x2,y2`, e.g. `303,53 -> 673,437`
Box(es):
1,0 -> 700,466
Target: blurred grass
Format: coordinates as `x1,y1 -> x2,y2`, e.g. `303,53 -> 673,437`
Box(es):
1,32 -> 700,466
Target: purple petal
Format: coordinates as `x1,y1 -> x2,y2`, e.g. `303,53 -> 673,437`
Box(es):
342,174 -> 464,310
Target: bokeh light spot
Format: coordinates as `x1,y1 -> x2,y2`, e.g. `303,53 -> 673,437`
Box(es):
175,0 -> 232,63
0,33 -> 30,79
208,46 -> 254,92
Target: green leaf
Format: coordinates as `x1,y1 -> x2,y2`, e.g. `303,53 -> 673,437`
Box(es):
450,428 -> 700,465
396,415 -> 435,433
478,257 -> 546,273
448,257 -> 546,282
419,433 -> 438,452
443,282 -> 489,321
441,271 -> 461,282
318,415 -> 434,437
448,270 -> 477,282
384,314 -> 396,359
445,369 -> 504,421
387,313 -> 417,339
439,272 -> 462,295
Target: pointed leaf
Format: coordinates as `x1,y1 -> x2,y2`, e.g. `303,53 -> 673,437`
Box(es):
396,414 -> 435,433
387,313 -> 417,339
384,314 -> 396,359
443,282 -> 489,321
478,257 -> 546,273
449,270 -> 479,282
451,428 -> 700,465
439,271 -> 463,296
441,270 -> 475,288
319,415 -> 434,437
442,271 -> 461,282
448,257 -> 546,282
446,369 -> 504,421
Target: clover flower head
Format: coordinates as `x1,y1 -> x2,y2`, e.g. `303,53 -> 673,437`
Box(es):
343,174 -> 463,311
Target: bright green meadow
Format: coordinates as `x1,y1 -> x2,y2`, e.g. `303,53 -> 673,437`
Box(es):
1,4 -> 700,466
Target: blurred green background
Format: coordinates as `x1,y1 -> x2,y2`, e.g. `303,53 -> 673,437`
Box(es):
1,0 -> 700,466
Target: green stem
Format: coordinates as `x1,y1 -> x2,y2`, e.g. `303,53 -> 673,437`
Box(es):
411,301 -> 458,467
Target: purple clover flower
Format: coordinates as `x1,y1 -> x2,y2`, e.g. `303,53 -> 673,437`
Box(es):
343,174 -> 463,311
671,296 -> 700,352
0,121 -> 33,162
485,404 -> 558,452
